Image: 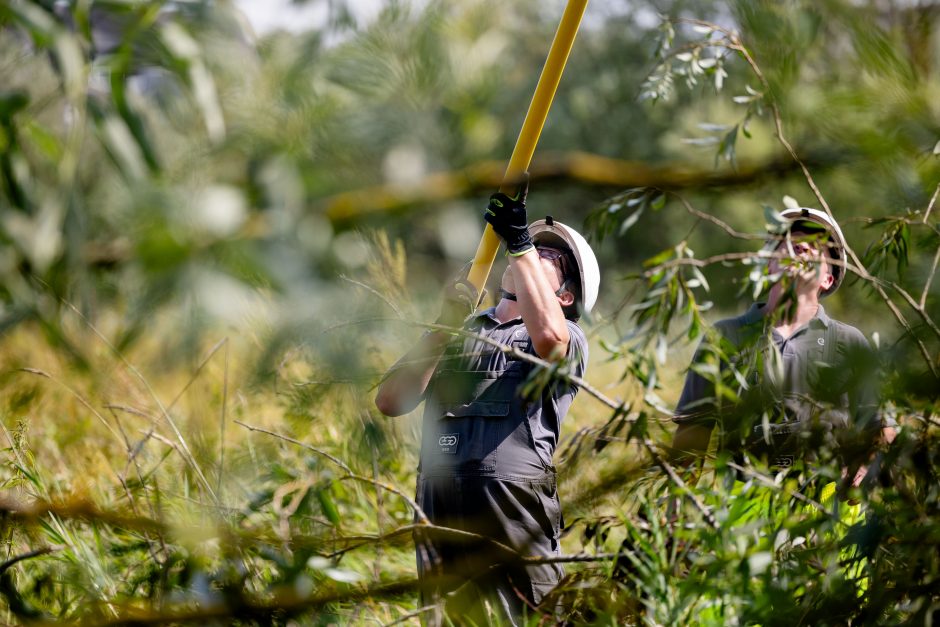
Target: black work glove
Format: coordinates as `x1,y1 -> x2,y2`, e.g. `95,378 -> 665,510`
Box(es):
483,175 -> 533,256
436,263 -> 484,328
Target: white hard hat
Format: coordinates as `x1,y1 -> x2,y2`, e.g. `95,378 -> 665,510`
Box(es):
529,217 -> 600,317
765,207 -> 847,297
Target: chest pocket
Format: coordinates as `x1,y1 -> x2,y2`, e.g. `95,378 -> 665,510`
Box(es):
424,359 -> 529,474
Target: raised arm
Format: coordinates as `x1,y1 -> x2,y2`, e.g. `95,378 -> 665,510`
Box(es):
483,177 -> 572,360
507,250 -> 570,359
374,329 -> 453,417
374,270 -> 479,417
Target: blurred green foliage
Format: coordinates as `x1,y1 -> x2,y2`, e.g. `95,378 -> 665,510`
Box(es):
0,0 -> 939,624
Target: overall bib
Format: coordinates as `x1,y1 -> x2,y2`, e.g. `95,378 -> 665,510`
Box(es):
415,320 -> 567,625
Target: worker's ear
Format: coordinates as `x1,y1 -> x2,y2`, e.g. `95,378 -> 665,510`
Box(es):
558,289 -> 575,307
819,270 -> 834,293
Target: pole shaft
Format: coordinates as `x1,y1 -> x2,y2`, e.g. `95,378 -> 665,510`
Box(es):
466,0 -> 589,297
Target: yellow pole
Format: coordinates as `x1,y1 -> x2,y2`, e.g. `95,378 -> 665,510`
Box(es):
466,0 -> 590,299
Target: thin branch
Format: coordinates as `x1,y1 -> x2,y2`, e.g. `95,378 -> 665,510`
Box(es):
233,420 -> 352,475
233,420 -> 430,524
218,339 -> 229,497
167,337 -> 229,411
884,278 -> 940,340
674,193 -> 765,241
923,181 -> 940,224
920,244 -> 940,310
340,476 -> 429,526
384,605 -> 437,627
320,151 -> 820,220
0,546 -> 59,575
340,275 -> 405,319
18,368 -> 124,444
105,404 -> 155,421
645,437 -> 718,529
88,578 -> 422,626
48,293 -> 220,503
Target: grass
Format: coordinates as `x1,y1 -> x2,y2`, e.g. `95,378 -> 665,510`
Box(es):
0,284 -> 934,625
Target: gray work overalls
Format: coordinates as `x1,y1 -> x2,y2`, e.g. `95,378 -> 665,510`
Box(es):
415,310 -> 585,626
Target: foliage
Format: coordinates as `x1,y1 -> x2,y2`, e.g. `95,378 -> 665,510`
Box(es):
0,0 -> 939,625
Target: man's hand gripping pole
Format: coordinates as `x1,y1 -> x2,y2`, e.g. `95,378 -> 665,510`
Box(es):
465,0 -> 589,303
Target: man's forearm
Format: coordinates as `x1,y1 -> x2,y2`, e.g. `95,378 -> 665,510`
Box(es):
375,330 -> 451,417
508,251 -> 570,359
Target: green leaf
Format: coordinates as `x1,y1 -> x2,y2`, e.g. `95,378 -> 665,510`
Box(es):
655,333 -> 668,364
316,483 -> 341,525
626,413 -> 648,442
698,122 -> 731,132
0,90 -> 29,119
763,205 -> 788,232
644,247 -> 675,268
717,124 -> 739,167
619,206 -> 645,235
747,551 -> 773,575
23,120 -> 62,162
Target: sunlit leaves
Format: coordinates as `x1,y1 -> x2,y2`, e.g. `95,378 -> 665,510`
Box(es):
862,213 -> 913,282
586,187 -> 665,242
640,19 -> 730,103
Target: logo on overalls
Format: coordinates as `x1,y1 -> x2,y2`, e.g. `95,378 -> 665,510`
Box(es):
439,433 -> 459,454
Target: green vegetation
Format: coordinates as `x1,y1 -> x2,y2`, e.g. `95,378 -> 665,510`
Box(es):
1,0 -> 938,624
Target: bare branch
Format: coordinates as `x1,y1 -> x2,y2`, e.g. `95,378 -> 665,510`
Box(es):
341,275 -> 405,319
43,291 -> 221,503
674,194 -> 765,241
320,151 -> 826,220
384,605 -> 437,627
920,244 -> 940,310
18,368 -> 124,444
340,475 -> 429,526
234,420 -> 431,524
0,546 -> 59,575
234,420 -> 353,475
924,181 -> 940,224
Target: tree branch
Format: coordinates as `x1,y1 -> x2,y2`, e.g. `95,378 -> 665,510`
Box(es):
320,151 -> 830,221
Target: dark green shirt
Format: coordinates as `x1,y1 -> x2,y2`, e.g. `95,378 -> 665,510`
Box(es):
674,303 -> 888,463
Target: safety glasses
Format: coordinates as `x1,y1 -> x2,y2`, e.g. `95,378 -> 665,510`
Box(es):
537,246 -> 573,293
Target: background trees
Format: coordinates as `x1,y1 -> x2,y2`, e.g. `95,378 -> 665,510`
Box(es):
0,0 -> 938,623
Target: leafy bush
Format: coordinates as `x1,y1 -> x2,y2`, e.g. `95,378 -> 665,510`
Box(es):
1,0 -> 938,624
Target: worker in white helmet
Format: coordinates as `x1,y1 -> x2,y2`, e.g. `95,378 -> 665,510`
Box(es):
671,208 -> 896,484
375,178 -> 599,625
